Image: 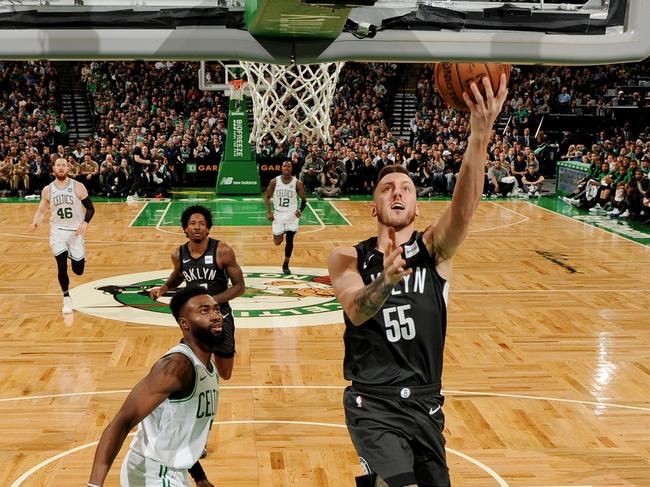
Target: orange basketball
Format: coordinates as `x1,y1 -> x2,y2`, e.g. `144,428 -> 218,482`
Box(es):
434,63 -> 510,111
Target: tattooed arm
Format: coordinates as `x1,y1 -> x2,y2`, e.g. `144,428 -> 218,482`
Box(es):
349,272 -> 394,324
328,229 -> 411,326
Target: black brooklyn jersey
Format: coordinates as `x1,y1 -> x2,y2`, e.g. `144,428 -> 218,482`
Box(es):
343,231 -> 449,393
179,238 -> 231,314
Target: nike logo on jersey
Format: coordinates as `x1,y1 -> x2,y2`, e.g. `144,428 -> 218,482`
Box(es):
221,312 -> 231,319
199,375 -> 208,381
182,258 -> 191,263
429,405 -> 441,416
362,254 -> 374,269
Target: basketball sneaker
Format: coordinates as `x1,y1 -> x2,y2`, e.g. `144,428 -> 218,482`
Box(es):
62,296 -> 73,314
569,198 -> 580,206
282,262 -> 291,275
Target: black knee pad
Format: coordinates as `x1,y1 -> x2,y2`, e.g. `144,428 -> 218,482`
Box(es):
55,251 -> 68,270
71,258 -> 85,276
414,458 -> 450,487
355,474 -> 377,487
284,231 -> 295,258
55,252 -> 70,292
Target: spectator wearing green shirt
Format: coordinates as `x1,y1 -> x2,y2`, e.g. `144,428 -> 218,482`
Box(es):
513,100 -> 530,126
612,165 -> 633,187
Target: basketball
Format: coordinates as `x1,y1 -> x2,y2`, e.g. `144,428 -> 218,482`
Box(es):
434,62 -> 511,110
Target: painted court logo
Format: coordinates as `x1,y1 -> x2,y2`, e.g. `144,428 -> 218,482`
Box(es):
70,266 -> 342,329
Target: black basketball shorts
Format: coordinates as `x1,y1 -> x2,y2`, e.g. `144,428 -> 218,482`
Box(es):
344,384 -> 450,487
213,311 -> 235,359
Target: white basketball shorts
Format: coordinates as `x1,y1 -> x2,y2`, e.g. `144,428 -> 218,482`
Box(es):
120,449 -> 192,487
50,227 -> 85,261
272,211 -> 299,236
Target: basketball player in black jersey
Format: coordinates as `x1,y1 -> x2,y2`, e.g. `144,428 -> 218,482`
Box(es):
150,205 -> 245,381
328,76 -> 508,487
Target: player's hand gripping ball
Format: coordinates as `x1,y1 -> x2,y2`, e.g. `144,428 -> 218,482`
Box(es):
435,62 -> 511,110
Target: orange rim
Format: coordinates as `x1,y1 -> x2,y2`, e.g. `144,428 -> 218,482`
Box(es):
228,79 -> 247,90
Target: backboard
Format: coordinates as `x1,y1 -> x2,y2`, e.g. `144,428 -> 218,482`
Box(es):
0,0 -> 647,64
199,60 -> 249,93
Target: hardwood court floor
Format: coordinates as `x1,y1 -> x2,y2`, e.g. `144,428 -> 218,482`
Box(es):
0,198 -> 649,487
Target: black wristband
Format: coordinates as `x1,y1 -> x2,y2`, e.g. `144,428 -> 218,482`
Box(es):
300,199 -> 307,211
188,461 -> 207,481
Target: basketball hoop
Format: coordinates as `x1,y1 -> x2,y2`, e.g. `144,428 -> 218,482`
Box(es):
239,61 -> 345,149
228,79 -> 248,101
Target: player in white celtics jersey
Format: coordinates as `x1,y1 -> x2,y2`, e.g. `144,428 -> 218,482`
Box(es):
89,286 -> 228,487
30,157 -> 95,314
264,160 -> 308,274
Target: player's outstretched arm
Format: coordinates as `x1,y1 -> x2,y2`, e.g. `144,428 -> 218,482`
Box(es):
150,247 -> 185,299
423,74 -> 508,275
329,228 -> 411,326
30,185 -> 50,231
264,178 -> 276,221
88,354 -> 193,486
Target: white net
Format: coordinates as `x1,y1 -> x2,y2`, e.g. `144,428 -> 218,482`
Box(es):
239,61 -> 345,149
228,79 -> 248,101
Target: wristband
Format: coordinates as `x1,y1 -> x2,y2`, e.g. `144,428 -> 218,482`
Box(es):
300,199 -> 307,211
189,461 -> 207,481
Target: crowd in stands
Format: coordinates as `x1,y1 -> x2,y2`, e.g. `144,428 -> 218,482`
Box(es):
0,61 -> 69,196
0,58 -> 648,224
1,61 -> 229,199
82,61 -> 228,199
561,138 -> 650,223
